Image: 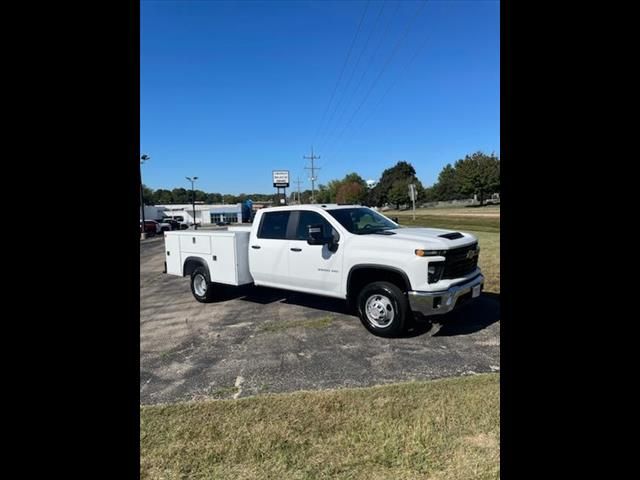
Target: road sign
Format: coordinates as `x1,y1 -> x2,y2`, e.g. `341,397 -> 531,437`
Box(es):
408,183 -> 416,201
408,184 -> 416,220
272,170 -> 290,188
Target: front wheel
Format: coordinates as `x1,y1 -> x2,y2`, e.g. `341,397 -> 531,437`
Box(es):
357,281 -> 409,337
190,267 -> 215,303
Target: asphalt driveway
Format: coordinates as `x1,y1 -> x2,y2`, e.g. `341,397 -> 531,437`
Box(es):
140,236 -> 500,404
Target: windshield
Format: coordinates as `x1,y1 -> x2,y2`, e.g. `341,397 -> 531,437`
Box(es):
326,208 -> 399,235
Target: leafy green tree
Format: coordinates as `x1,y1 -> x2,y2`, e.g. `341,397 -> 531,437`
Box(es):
315,184 -> 331,203
153,189 -> 174,204
141,185 -> 155,205
370,161 -> 418,207
454,152 -> 500,205
421,185 -> 438,203
206,193 -> 223,204
387,179 -> 412,210
194,189 -> 208,202
433,164 -> 462,201
299,189 -> 314,203
171,188 -> 189,203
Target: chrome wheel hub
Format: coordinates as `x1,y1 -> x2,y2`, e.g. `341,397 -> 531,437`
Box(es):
364,294 -> 394,328
193,274 -> 207,296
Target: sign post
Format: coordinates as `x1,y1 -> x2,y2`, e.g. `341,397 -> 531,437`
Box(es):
408,183 -> 416,220
272,170 -> 290,206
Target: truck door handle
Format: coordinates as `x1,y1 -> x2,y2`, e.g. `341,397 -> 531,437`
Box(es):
251,245 -> 261,249
290,248 -> 302,252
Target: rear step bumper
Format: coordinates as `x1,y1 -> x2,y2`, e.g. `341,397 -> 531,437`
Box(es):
407,274 -> 484,316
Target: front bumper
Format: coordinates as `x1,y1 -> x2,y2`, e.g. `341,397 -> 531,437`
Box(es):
407,274 -> 484,316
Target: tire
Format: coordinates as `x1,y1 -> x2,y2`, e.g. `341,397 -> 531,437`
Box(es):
190,267 -> 215,303
357,281 -> 409,337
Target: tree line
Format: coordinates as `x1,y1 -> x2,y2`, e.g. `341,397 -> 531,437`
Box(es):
421,151 -> 500,205
141,187 -> 276,206
301,151 -> 499,207
142,151 -> 499,208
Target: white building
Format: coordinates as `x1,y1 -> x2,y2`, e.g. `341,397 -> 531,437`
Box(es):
143,203 -> 244,225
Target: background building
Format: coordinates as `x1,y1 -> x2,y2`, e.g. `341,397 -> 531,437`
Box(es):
144,203 -> 244,225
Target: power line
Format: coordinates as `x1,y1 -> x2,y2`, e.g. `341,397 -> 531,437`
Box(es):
303,147 -> 321,203
312,0 -> 370,147
330,2 -> 434,162
325,0 -> 430,159
317,0 -> 386,150
321,0 -> 400,153
357,13 -> 434,134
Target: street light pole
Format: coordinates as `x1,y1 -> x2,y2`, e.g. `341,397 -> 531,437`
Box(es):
140,154 -> 150,239
186,176 -> 198,229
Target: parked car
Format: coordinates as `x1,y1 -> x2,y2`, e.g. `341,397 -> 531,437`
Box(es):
140,220 -> 160,236
161,218 -> 180,231
157,220 -> 171,233
216,221 -> 231,226
165,215 -> 189,230
164,204 -> 484,337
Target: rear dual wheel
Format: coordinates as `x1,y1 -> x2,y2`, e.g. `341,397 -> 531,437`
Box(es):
190,267 -> 216,303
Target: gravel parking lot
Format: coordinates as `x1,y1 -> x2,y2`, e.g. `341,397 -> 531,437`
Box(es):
140,235 -> 500,405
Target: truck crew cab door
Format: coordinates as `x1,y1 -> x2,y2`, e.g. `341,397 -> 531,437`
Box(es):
248,210 -> 292,288
287,210 -> 344,297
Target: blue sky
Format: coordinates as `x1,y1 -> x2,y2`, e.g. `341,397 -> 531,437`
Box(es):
141,0 -> 499,194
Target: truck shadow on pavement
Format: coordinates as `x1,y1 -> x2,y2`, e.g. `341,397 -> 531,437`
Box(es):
213,284 -> 351,314
431,292 -> 500,337
211,284 -> 500,338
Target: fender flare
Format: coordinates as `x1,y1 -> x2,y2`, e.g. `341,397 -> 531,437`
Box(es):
346,264 -> 412,296
182,256 -> 210,278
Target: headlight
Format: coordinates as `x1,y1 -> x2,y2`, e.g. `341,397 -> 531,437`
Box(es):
415,249 -> 446,257
428,261 -> 445,283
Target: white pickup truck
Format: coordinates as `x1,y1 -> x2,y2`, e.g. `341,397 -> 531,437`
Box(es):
163,204 -> 484,336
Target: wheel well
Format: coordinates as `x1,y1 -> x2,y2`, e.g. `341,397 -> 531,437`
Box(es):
347,266 -> 410,300
183,257 -> 209,277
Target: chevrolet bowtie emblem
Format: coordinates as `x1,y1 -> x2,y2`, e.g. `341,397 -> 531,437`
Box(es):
466,248 -> 479,259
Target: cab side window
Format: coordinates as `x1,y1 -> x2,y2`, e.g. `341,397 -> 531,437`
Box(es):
295,211 -> 339,241
258,211 -> 291,239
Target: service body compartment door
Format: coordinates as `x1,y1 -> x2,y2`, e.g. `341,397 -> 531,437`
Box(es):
164,233 -> 182,275
210,234 -> 238,285
179,234 -> 212,255
234,231 -> 253,285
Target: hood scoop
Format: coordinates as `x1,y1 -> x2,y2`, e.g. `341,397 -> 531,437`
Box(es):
438,232 -> 464,240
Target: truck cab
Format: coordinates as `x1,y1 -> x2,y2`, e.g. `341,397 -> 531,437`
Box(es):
248,205 -> 483,336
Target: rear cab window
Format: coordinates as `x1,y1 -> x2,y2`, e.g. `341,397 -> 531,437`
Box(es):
257,211 -> 291,239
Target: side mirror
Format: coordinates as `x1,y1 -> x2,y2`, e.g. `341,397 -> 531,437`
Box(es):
307,224 -> 328,245
307,224 -> 339,252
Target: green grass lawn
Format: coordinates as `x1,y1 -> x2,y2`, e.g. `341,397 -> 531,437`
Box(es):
390,210 -> 500,294
390,213 -> 500,234
141,374 -> 500,480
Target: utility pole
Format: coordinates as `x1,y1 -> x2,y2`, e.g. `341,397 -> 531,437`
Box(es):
293,177 -> 303,204
140,154 -> 150,240
186,176 -> 198,229
303,147 -> 320,203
